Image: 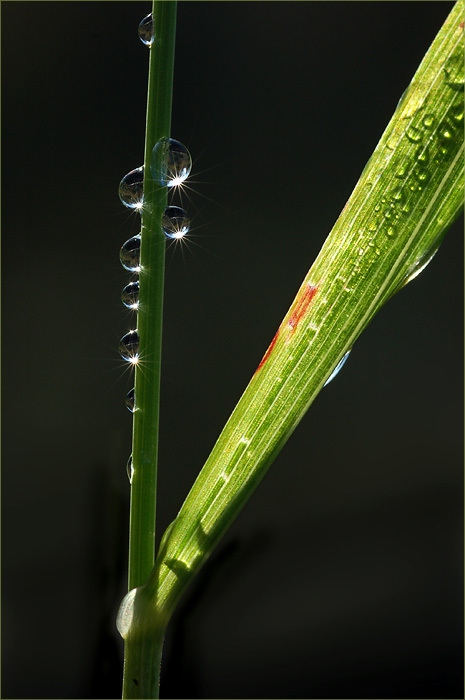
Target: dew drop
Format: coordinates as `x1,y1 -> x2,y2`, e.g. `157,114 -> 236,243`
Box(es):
439,120 -> 454,140
117,587 -> 137,638
120,235 -> 141,272
126,454 -> 134,483
391,187 -> 404,202
403,246 -> 439,286
126,388 -> 135,413
119,167 -> 144,209
323,351 -> 350,387
119,330 -> 139,362
450,103 -> 464,123
443,53 -> 464,92
138,13 -> 154,46
150,138 -> 192,188
395,162 -> 409,179
414,169 -> 429,183
121,281 -> 140,309
415,145 -> 430,166
162,206 -> 190,239
406,126 -> 422,143
423,114 -> 435,129
386,226 -> 396,237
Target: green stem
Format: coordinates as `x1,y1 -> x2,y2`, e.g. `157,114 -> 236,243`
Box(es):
123,2 -> 177,698
128,0 -> 177,593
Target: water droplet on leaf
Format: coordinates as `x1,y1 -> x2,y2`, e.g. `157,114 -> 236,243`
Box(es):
406,126 -> 422,143
443,53 -> 464,92
120,235 -> 141,272
401,245 -> 440,288
126,388 -> 135,413
423,114 -> 435,129
138,13 -> 154,46
121,281 -> 140,309
150,138 -> 191,188
119,330 -> 139,362
324,351 -> 350,387
119,167 -> 144,209
162,206 -> 190,239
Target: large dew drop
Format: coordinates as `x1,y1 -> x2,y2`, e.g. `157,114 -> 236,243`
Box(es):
120,235 -> 141,272
121,281 -> 140,309
117,587 -> 137,638
119,330 -> 139,363
119,167 -> 144,209
138,13 -> 154,46
162,206 -> 190,239
126,388 -> 135,413
323,351 -> 350,387
150,138 -> 191,188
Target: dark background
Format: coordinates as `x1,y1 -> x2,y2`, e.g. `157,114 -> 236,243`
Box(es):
2,2 -> 463,699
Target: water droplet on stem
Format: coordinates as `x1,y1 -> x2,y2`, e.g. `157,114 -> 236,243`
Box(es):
119,330 -> 139,363
151,138 -> 191,188
126,388 -> 135,413
126,454 -> 134,483
120,235 -> 141,272
117,587 -> 137,638
121,281 -> 140,309
119,167 -> 144,209
162,206 -> 190,239
138,13 -> 154,46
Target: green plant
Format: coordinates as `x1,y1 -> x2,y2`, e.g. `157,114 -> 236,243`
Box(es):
117,2 -> 463,697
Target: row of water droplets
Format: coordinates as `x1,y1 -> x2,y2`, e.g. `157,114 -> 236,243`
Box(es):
324,54 -> 464,386
118,12 -> 193,487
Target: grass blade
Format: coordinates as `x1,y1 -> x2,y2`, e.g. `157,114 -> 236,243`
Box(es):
147,0 -> 464,620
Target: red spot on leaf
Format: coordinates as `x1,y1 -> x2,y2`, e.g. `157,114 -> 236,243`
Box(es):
460,21 -> 464,29
256,329 -> 279,372
255,283 -> 318,374
288,284 -> 318,331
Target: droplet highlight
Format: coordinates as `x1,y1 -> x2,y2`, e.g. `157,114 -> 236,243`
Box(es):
323,351 -> 350,387
126,388 -> 135,413
162,206 -> 190,239
117,587 -> 137,638
120,235 -> 141,272
150,138 -> 191,188
138,13 -> 154,46
119,167 -> 144,209
119,330 -> 139,363
121,281 -> 140,309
